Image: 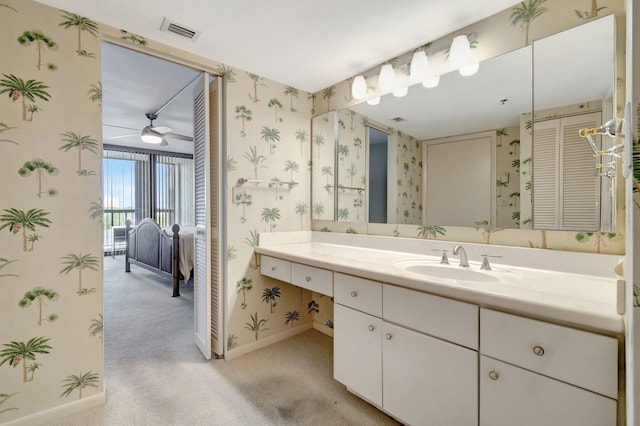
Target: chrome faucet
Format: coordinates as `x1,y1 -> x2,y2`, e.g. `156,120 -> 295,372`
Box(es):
452,245 -> 469,268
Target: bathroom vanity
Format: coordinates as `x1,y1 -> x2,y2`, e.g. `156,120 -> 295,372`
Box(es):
256,231 -> 623,426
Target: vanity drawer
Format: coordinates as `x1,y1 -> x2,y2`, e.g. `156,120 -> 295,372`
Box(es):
291,263 -> 333,296
480,309 -> 618,399
334,273 -> 382,317
260,256 -> 291,283
383,284 -> 478,350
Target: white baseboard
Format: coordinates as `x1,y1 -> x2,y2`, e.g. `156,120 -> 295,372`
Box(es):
3,391 -> 105,426
225,322 -> 313,361
313,321 -> 334,338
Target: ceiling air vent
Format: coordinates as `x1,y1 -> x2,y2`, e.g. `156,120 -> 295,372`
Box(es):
160,18 -> 201,42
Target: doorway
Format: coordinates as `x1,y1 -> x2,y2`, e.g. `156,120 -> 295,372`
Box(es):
100,41 -> 220,362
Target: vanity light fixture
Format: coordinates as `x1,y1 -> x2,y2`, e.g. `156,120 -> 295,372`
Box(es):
393,86 -> 409,97
449,34 -> 479,76
422,75 -> 440,88
459,56 -> 480,76
409,50 -> 429,82
352,75 -> 367,100
449,35 -> 471,68
379,63 -> 395,92
367,96 -> 381,106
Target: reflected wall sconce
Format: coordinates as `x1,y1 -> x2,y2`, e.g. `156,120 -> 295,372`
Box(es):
367,96 -> 381,106
378,63 -> 396,92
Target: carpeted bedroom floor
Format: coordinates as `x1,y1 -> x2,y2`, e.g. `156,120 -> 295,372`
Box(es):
50,256 -> 399,426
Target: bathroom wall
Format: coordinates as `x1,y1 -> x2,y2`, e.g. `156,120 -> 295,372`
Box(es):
0,0 -> 104,422
312,0 -> 626,255
1,0 -> 317,421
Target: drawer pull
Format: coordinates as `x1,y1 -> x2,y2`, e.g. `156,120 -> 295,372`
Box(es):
532,345 -> 545,356
368,325 -> 375,332
350,291 -> 358,297
271,266 -> 277,271
305,276 -> 311,282
385,333 -> 393,341
488,370 -> 499,381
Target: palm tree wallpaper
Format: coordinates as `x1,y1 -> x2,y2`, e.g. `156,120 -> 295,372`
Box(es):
0,0 -> 103,421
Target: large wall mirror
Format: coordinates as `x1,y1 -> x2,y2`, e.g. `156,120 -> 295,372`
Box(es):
311,14 -> 616,232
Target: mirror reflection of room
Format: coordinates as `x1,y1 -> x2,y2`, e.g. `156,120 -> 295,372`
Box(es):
313,14 -> 617,234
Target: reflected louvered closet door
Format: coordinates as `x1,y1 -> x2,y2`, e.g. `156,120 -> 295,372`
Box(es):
532,112 -> 601,231
559,113 -> 600,230
532,121 -> 560,230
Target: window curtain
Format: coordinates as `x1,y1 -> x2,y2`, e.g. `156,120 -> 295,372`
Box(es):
157,155 -> 195,227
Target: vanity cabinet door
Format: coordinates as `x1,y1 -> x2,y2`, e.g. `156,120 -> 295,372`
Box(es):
334,304 -> 382,407
480,356 -> 616,426
382,322 -> 478,426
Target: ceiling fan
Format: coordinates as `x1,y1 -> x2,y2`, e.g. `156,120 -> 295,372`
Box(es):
105,113 -> 193,146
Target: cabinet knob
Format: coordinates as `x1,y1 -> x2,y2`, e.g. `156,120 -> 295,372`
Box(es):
385,333 -> 393,340
368,325 -> 375,332
533,345 -> 545,356
305,276 -> 311,282
350,291 -> 358,297
489,370 -> 499,381
271,266 -> 277,271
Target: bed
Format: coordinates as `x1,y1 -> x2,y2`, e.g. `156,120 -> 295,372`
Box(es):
124,218 -> 194,297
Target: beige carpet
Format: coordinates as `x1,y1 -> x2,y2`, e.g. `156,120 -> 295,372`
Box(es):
50,257 -> 399,426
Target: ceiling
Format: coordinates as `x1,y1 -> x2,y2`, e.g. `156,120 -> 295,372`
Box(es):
35,0 -> 523,93
102,42 -> 201,154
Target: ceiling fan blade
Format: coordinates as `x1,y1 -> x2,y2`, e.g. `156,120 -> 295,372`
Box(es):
159,139 -> 169,146
107,133 -> 139,139
103,123 -> 139,132
165,132 -> 193,142
151,125 -> 173,134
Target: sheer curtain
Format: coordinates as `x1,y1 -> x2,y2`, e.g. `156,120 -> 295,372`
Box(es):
156,155 -> 195,227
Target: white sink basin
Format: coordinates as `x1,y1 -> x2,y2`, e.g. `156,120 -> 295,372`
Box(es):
394,260 -> 502,282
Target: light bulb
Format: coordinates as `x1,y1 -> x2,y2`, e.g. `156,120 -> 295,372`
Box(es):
141,133 -> 163,144
352,75 -> 367,99
459,57 -> 479,76
378,63 -> 395,92
410,51 -> 429,82
393,86 -> 408,97
449,35 -> 471,69
422,75 -> 440,88
367,96 -> 381,106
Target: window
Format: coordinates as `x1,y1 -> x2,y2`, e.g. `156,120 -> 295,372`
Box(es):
102,147 -> 193,253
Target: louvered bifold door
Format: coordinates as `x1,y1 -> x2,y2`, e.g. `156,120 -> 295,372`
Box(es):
193,75 -> 212,360
208,77 -> 223,356
559,113 -> 601,231
532,120 -> 560,230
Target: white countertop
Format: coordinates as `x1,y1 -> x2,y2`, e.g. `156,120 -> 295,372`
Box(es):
256,235 -> 624,335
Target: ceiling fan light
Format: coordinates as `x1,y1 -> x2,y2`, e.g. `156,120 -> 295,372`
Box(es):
141,131 -> 163,144
410,51 -> 429,82
449,34 -> 471,68
378,63 -> 395,92
422,75 -> 440,88
367,96 -> 381,106
352,75 -> 367,99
